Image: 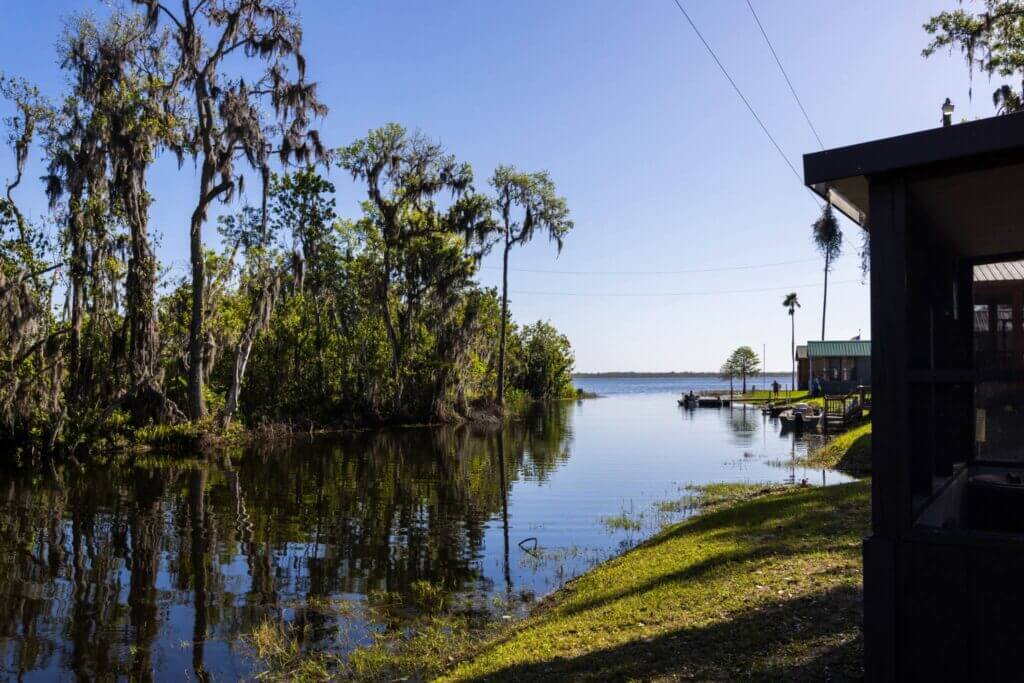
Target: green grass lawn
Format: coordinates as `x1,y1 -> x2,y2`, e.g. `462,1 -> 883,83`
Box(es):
440,480 -> 870,681
737,389 -> 810,404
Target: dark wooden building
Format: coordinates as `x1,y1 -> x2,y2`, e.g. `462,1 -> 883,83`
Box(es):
796,344 -> 809,390
804,113 -> 1024,680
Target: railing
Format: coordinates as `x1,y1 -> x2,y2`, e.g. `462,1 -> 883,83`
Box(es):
823,385 -> 871,432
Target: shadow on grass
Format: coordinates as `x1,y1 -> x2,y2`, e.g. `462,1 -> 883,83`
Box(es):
549,483 -> 865,620
834,432 -> 871,477
466,584 -> 863,681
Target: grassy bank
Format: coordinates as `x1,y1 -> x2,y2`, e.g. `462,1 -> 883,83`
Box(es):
247,431 -> 875,681
798,421 -> 872,477
439,480 -> 869,681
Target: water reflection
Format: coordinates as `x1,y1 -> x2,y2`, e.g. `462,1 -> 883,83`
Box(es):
0,406 -> 574,681
0,395 -> 847,681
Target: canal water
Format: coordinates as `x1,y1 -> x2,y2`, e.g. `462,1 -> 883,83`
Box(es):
0,376 -> 851,681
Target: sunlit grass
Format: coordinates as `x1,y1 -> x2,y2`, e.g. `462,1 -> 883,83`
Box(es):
738,389 -> 810,404
244,618 -> 341,682
441,479 -> 870,681
798,421 -> 872,476
347,615 -> 480,681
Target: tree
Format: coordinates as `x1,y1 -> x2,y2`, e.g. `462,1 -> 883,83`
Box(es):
510,321 -> 575,400
782,292 -> 800,394
217,206 -> 284,424
720,357 -> 736,397
725,346 -> 760,394
812,203 -> 842,340
338,124 -> 492,415
134,0 -> 327,419
57,12 -> 185,422
271,168 -> 338,400
489,166 -> 573,407
924,1 -> 1024,113
0,107 -> 61,451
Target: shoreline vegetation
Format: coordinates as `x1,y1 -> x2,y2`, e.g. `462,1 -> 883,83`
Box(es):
0,11 -> 580,461
65,391 -> 594,459
250,429 -> 874,681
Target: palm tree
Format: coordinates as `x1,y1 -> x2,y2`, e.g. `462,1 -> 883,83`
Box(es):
812,203 -> 842,340
782,292 -> 800,395
993,83 -> 1023,115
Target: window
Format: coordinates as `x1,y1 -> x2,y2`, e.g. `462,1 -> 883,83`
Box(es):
975,304 -> 989,332
998,304 -> 1014,353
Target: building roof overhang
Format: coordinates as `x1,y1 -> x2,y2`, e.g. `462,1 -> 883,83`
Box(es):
803,113 -> 1024,237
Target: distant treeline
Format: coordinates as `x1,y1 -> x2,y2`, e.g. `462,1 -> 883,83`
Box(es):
574,372 -> 791,378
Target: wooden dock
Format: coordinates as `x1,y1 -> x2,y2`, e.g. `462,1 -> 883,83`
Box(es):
822,385 -> 871,432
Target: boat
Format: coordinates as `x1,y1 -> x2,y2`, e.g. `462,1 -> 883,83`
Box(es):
677,393 -> 698,408
778,403 -> 821,431
763,402 -> 797,417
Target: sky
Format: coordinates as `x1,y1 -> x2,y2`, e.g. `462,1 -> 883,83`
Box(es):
0,1 -> 993,372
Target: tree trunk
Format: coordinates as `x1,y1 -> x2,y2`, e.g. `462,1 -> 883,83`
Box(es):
224,277 -> 277,424
821,253 -> 830,341
497,242 -> 510,408
790,312 -> 795,394
742,372 -> 747,394
68,196 -> 86,402
224,323 -> 258,424
188,73 -> 216,421
378,255 -> 404,414
124,164 -> 158,389
188,196 -> 208,420
314,296 -> 326,401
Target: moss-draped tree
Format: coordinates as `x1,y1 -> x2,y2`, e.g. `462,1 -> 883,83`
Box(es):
132,0 -> 327,419
489,166 -> 572,407
924,1 -> 1024,113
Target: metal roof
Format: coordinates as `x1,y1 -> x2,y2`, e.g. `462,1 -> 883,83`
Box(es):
807,340 -> 871,358
974,260 -> 1024,282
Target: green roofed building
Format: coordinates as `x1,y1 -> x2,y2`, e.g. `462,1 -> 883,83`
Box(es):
802,339 -> 871,394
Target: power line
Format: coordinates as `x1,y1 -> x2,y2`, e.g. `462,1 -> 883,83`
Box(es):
510,278 -> 861,298
669,0 -> 805,186
670,0 -> 865,266
745,0 -> 824,149
741,0 -> 865,258
480,256 -> 819,276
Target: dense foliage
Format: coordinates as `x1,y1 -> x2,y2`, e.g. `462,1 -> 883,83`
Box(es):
924,1 -> 1024,113
0,6 -> 575,457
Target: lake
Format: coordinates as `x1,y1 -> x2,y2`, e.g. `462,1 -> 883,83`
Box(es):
0,377 -> 850,681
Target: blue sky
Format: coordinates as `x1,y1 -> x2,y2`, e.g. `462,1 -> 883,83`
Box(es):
1,1 -> 989,372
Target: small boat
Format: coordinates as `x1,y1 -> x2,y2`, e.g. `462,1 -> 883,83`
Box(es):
678,393 -> 698,408
764,402 -> 797,417
779,403 -> 821,431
